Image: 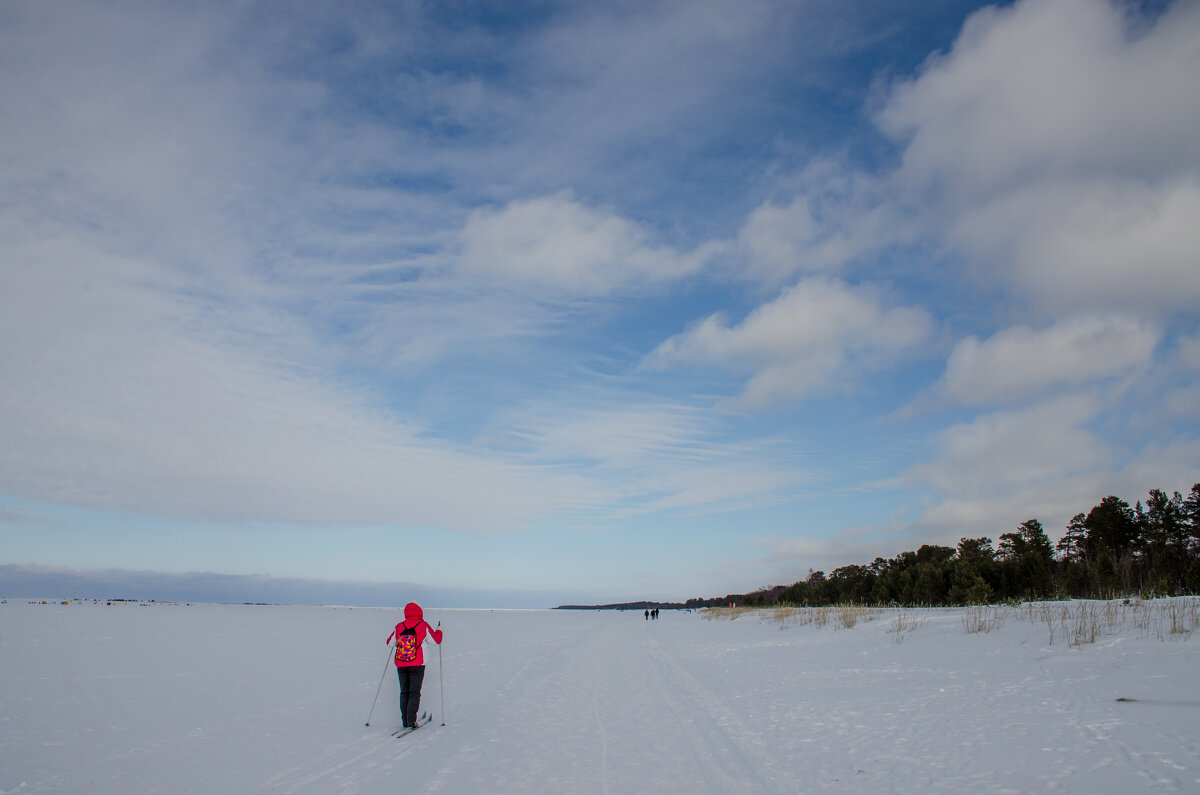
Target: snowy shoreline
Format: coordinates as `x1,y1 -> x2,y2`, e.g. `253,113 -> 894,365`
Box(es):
3,598 -> 1199,793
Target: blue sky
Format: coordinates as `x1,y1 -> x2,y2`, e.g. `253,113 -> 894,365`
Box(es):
2,0 -> 1198,607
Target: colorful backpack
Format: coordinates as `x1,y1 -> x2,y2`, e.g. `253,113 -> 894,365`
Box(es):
395,623 -> 420,664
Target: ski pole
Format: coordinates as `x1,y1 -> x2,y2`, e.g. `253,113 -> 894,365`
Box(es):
438,621 -> 446,726
365,642 -> 394,726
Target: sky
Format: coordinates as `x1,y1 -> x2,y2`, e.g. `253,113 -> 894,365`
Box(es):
2,0 -> 1198,608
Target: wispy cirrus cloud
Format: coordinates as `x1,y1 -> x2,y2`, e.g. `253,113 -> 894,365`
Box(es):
0,295 -> 602,532
501,396 -> 812,517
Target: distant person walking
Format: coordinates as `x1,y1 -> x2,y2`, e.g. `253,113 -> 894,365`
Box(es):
386,602 -> 443,728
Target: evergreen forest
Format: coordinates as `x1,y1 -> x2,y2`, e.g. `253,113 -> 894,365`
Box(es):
687,484 -> 1200,609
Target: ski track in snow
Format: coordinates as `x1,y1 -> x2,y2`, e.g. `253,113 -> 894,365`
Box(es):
2,602 -> 1200,793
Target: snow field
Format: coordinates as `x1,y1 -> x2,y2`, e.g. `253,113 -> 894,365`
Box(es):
1,599 -> 1198,793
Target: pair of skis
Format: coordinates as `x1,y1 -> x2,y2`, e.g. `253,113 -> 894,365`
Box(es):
390,710 -> 432,739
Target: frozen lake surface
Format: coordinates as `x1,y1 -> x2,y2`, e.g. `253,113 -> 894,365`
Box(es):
2,599 -> 1199,793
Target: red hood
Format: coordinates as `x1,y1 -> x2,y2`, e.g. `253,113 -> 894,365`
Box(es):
403,602 -> 423,622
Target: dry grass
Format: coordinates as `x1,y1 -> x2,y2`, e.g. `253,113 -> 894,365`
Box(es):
1021,597 -> 1200,647
887,610 -> 926,644
700,605 -> 760,622
703,597 -> 1200,649
703,604 -> 883,631
962,604 -> 1008,635
1166,598 -> 1200,637
835,604 -> 882,629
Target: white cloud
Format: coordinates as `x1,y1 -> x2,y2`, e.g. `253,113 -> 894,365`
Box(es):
499,0 -> 856,201
4,0 -> 1196,601
644,278 -> 932,406
892,394 -> 1199,555
1113,438 -> 1200,496
619,460 -> 806,517
896,394 -> 1129,547
879,0 -> 1200,197
1163,386 -> 1200,420
0,237 -> 603,531
764,524 -> 905,570
906,479 -> 1099,548
873,0 -> 1200,314
946,176 -> 1200,313
503,398 -> 811,516
940,315 -> 1160,405
511,402 -> 717,468
736,162 -> 903,285
1175,332 -> 1200,371
458,193 -> 713,296
906,395 -> 1108,498
0,341 -> 601,532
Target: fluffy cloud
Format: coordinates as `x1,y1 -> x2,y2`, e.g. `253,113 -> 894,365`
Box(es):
736,162 -> 904,285
893,389 -> 1200,552
910,433 -> 1200,548
947,176 -> 1200,314
863,0 -> 1200,548
459,193 -> 714,296
879,0 -> 1200,195
644,278 -> 932,406
906,395 -> 1108,498
878,0 -> 1200,313
939,315 -> 1160,405
897,394 -> 1123,546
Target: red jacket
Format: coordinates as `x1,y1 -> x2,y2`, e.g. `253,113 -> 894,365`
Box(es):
386,602 -> 443,667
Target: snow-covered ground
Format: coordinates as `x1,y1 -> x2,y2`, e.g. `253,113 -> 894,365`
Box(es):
2,599 -> 1198,794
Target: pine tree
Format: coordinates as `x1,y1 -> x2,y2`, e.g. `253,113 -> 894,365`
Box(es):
1083,496 -> 1139,560
1057,513 -> 1087,564
1183,483 -> 1200,555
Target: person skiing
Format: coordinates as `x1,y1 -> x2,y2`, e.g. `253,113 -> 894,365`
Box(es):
386,602 -> 443,729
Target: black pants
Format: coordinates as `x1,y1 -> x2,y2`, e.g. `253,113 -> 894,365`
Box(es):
397,665 -> 425,726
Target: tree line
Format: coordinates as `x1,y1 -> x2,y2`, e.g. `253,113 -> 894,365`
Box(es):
685,484 -> 1200,608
